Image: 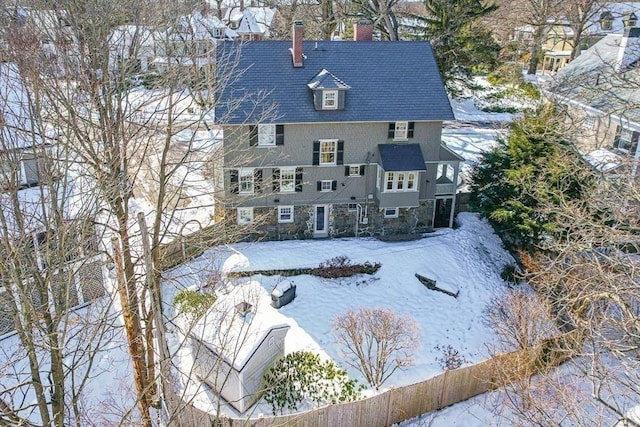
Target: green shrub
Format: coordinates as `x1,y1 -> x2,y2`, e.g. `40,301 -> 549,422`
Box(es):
262,351 -> 362,415
173,289 -> 216,319
487,63 -> 524,86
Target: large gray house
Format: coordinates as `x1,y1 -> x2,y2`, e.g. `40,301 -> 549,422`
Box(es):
215,22 -> 462,240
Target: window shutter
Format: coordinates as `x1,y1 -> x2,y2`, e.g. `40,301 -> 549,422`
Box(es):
254,169 -> 262,193
312,141 -> 320,165
388,123 -> 395,139
249,126 -> 258,146
295,167 -> 303,192
345,166 -> 350,176
229,169 -> 238,194
614,125 -> 621,148
408,122 -> 415,138
276,125 -> 285,145
332,180 -> 337,191
360,165 -> 366,176
631,131 -> 639,153
337,140 -> 344,165
272,168 -> 280,192
316,181 -> 322,191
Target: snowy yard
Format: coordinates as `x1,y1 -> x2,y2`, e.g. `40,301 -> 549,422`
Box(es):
162,213 -> 514,417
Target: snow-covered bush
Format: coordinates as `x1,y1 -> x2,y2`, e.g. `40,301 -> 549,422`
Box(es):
262,351 -> 362,415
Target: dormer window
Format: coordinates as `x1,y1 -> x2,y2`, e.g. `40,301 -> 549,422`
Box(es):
322,90 -> 338,109
600,12 -> 613,31
308,69 -> 350,111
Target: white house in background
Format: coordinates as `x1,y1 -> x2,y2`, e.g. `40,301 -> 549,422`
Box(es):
0,63 -> 105,336
108,25 -> 158,73
224,7 -> 276,40
551,17 -> 640,177
190,283 -> 289,413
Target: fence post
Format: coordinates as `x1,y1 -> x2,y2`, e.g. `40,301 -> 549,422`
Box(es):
386,388 -> 394,426
439,369 -> 449,408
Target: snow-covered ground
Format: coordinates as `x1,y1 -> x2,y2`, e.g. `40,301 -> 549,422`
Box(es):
162,213 -> 514,417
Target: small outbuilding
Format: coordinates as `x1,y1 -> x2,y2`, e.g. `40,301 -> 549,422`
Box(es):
190,283 -> 290,413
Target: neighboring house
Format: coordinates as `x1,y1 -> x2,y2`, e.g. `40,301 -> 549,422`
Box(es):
215,21 -> 462,240
512,19 -> 575,73
582,2 -> 640,48
109,25 -> 158,74
224,7 -> 276,40
0,63 -> 105,336
551,18 -> 640,177
190,283 -> 289,413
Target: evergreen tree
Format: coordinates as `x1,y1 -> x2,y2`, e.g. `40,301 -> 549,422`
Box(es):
413,0 -> 500,91
469,107 -> 598,249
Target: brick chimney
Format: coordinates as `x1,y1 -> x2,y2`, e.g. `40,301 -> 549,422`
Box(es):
353,20 -> 373,41
292,21 -> 304,67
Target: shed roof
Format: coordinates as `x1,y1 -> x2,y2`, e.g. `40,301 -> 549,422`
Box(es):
378,143 -> 426,171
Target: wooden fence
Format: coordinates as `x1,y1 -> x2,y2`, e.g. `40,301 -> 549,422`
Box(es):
163,329 -> 582,427
158,223 -> 228,271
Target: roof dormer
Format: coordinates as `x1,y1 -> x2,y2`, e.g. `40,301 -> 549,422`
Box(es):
307,69 -> 350,111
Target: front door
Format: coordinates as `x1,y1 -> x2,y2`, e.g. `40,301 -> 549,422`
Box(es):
434,198 -> 453,228
314,205 -> 329,237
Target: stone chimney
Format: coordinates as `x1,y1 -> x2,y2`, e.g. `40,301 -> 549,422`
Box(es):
292,21 -> 304,67
353,20 -> 373,41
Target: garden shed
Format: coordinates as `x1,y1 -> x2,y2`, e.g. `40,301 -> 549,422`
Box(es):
190,283 -> 290,413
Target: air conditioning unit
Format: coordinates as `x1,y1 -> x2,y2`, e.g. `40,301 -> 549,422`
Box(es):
361,217 -> 368,225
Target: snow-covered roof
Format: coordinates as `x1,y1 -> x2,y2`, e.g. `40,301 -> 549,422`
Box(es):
0,63 -> 37,150
583,148 -> 623,172
586,2 -> 640,35
225,7 -> 275,36
109,25 -> 157,49
192,283 -> 290,371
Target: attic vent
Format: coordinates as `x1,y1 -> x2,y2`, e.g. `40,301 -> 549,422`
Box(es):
235,301 -> 253,318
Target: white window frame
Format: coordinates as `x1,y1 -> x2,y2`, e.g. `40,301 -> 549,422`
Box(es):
583,115 -> 595,129
383,207 -> 398,218
320,180 -> 333,192
239,168 -> 254,194
319,139 -> 337,165
348,165 -> 361,176
394,121 -> 408,140
322,90 -> 338,110
258,124 -> 276,146
384,171 -> 418,192
0,160 -> 27,186
213,27 -> 224,38
279,167 -> 295,193
237,207 -> 254,225
348,203 -> 358,212
278,205 -> 294,223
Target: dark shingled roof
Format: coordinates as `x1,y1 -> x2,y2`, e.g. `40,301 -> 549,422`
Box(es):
378,143 -> 426,171
215,40 -> 454,124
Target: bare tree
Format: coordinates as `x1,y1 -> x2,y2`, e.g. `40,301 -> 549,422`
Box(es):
333,307 -> 419,389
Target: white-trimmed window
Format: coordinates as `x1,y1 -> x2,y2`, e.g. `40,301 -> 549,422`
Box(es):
237,207 -> 253,225
258,124 -> 276,146
320,180 -> 333,192
384,207 -> 398,218
583,115 -> 595,129
385,171 -> 417,192
239,169 -> 254,194
348,165 -> 361,176
0,160 -> 27,187
348,203 -> 358,212
394,121 -> 408,140
279,167 -> 295,193
278,206 -> 294,223
322,90 -> 338,109
616,128 -> 636,153
320,140 -> 337,165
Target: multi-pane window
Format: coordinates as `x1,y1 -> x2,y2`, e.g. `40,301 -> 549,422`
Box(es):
278,206 -> 294,223
394,122 -> 408,139
348,165 -> 361,176
258,124 -> 276,146
614,127 -> 639,154
320,180 -> 333,191
583,115 -> 595,129
322,90 -> 338,109
239,169 -> 254,194
279,167 -> 295,192
385,171 -> 417,192
348,203 -> 358,212
237,207 -> 253,225
320,140 -> 337,165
